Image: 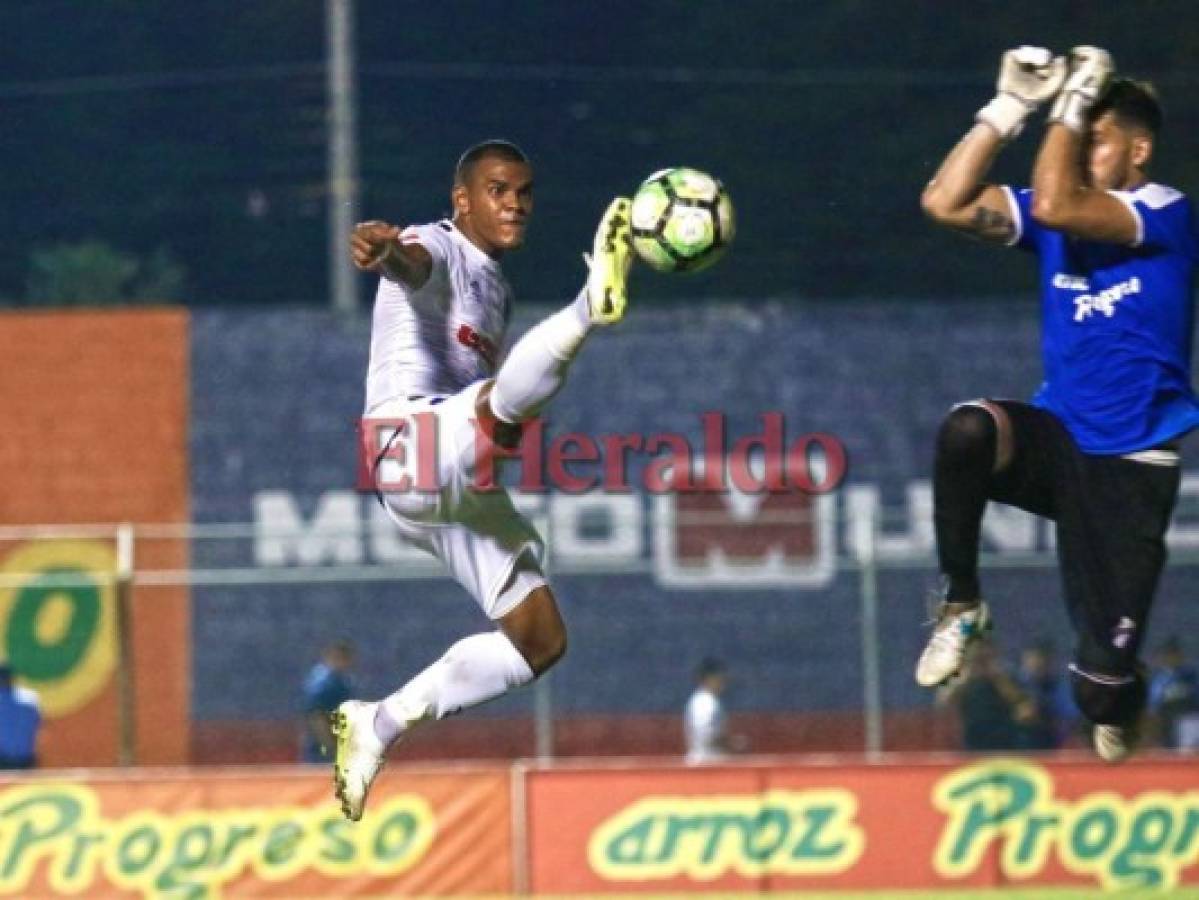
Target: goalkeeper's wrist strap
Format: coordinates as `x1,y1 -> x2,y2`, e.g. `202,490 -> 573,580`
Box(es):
976,93 -> 1029,141
1048,91 -> 1090,133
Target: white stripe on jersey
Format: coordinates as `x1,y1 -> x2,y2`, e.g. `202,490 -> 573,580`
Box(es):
1001,185 -> 1023,247
364,220 -> 513,414
1132,182 -> 1183,211
1107,190 -> 1146,247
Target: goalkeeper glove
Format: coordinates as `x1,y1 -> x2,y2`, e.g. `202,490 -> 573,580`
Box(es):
976,46 -> 1067,141
1048,45 -> 1114,132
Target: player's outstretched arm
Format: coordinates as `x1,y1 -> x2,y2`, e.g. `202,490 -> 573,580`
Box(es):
921,47 -> 1064,244
349,220 -> 433,289
1032,47 -> 1139,244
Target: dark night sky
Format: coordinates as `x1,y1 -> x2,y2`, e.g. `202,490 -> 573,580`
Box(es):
3,0 -> 1197,306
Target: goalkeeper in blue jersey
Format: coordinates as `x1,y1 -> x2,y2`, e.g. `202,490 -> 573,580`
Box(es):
916,46 -> 1199,762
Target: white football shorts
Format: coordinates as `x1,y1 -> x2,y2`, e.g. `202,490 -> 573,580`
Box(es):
366,380 -> 547,619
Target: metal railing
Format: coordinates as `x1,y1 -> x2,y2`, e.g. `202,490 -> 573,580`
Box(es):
2,505 -> 1196,765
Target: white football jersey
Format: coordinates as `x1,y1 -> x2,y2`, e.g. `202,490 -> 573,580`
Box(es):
683,687 -> 727,763
364,220 -> 513,413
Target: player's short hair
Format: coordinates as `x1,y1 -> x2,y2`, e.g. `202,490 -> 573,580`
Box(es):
1091,77 -> 1163,137
696,657 -> 726,680
454,140 -> 530,186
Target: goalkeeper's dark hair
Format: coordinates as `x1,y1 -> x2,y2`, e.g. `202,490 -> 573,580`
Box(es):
1091,78 -> 1163,137
454,140 -> 530,186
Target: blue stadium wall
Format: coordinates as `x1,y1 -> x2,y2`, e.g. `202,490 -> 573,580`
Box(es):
188,302 -> 1199,754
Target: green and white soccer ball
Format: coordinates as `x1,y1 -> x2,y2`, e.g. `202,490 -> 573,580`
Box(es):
630,167 -> 735,273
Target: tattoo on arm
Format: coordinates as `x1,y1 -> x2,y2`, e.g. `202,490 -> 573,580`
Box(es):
969,206 -> 1015,242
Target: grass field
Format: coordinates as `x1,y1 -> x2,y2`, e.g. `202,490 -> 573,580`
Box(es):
281,889 -> 1199,900
522,891 -> 1199,899
523,891 -> 1198,899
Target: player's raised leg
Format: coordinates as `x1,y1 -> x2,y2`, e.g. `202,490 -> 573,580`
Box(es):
916,402 -> 1013,686
486,198 -> 633,426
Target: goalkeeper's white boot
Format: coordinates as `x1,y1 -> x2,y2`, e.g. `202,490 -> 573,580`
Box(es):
331,700 -> 386,822
585,197 -> 634,325
915,600 -> 992,687
1094,722 -> 1139,764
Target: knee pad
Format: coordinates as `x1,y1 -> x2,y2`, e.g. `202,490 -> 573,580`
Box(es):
937,403 -> 998,463
1069,665 -> 1146,725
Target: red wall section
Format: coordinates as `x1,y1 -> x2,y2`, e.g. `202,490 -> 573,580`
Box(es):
0,309 -> 191,765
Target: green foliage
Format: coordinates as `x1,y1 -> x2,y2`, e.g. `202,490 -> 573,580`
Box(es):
25,241 -> 186,306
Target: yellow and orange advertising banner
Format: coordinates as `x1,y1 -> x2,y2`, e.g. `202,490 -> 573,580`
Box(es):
526,755 -> 1199,895
4,755 -> 1199,896
0,767 -> 512,899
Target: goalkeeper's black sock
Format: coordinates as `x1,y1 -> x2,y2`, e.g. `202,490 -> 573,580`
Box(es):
933,404 -> 997,603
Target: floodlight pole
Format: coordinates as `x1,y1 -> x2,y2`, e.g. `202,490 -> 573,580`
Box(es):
327,0 -> 360,314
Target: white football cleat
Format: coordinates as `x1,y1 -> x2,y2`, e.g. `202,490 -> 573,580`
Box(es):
1094,722 -> 1139,764
915,600 -> 992,687
331,700 -> 386,821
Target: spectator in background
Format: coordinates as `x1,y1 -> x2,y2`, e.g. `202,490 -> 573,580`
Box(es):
301,641 -> 356,763
684,658 -> 731,764
1148,637 -> 1199,751
939,639 -> 1029,752
0,662 -> 41,769
1014,638 -> 1078,750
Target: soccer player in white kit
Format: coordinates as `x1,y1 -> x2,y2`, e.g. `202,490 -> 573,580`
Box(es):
331,140 -> 633,820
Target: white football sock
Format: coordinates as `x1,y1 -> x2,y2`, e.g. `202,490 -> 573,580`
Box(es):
373,631 -> 534,746
489,293 -> 593,424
